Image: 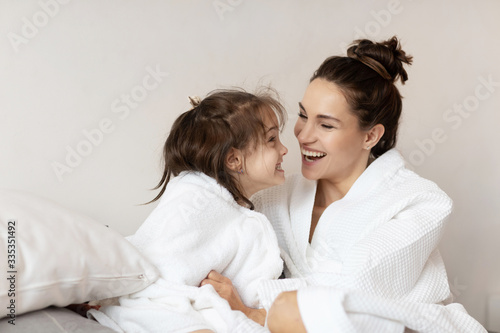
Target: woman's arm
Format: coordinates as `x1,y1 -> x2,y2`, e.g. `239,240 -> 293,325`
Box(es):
201,271 -> 267,326
267,291 -> 306,333
201,270 -> 310,326
275,287 -> 486,333
341,191 -> 453,302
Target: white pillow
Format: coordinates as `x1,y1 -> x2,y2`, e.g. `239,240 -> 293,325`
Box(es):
0,189 -> 159,318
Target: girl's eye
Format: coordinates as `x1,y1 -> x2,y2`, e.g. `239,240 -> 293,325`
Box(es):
298,112 -> 307,119
321,124 -> 335,129
268,136 -> 276,142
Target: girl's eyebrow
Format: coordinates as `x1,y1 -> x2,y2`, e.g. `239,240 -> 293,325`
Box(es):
298,102 -> 342,123
266,126 -> 279,133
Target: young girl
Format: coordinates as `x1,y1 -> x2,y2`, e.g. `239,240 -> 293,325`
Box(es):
89,89 -> 288,333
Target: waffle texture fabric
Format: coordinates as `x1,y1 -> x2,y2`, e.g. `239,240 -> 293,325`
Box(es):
252,149 -> 486,332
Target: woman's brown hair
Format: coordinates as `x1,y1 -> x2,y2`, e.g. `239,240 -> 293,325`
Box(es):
311,36 -> 413,158
147,88 -> 286,209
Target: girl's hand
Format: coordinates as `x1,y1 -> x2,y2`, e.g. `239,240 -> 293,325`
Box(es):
66,303 -> 101,317
200,270 -> 266,326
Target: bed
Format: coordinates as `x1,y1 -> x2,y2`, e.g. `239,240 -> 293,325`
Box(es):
0,306 -> 115,333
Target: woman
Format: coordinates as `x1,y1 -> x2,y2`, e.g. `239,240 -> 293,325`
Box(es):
201,37 -> 486,332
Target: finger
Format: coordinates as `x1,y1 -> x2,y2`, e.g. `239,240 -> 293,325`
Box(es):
200,278 -> 222,291
207,270 -> 229,283
200,279 -> 233,300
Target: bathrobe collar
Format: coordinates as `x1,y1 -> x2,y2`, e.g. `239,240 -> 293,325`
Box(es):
175,171 -> 241,209
288,149 -> 406,258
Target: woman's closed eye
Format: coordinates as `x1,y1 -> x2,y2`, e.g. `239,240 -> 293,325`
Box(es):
298,112 -> 335,129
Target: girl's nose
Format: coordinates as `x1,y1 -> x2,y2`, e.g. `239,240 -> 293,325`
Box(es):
281,143 -> 288,156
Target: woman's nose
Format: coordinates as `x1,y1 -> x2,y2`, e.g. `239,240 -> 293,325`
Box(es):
294,119 -> 314,144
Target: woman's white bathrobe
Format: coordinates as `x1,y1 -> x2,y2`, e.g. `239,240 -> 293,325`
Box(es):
253,149 -> 486,332
90,172 -> 283,333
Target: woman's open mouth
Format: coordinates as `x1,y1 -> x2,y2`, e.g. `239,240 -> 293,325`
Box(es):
301,147 -> 326,163
275,163 -> 284,172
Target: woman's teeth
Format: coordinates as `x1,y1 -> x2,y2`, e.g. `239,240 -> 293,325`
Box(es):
275,164 -> 283,171
301,148 -> 326,162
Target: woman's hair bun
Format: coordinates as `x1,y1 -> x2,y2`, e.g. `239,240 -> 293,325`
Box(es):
347,36 -> 413,84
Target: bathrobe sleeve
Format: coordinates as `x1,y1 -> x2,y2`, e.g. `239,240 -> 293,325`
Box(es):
297,286 -> 487,333
340,190 -> 453,302
295,190 -> 485,332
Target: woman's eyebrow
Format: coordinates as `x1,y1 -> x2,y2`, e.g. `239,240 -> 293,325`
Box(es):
298,102 -> 307,113
318,114 -> 341,123
298,102 -> 341,123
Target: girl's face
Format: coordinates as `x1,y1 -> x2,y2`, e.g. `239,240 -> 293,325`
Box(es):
241,113 -> 288,197
294,79 -> 370,183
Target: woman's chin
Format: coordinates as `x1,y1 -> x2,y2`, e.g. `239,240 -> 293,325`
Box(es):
301,167 -> 321,181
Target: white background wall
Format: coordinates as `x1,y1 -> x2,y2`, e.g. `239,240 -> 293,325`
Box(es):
1,0 -> 499,329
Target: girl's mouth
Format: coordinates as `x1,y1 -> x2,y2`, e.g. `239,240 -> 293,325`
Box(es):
301,148 -> 326,163
275,163 -> 284,172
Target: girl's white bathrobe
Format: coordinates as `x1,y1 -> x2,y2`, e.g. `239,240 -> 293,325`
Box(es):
253,149 -> 486,332
89,172 -> 283,333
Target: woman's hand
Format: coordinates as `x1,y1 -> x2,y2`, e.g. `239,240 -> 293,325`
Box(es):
200,270 -> 246,312
267,291 -> 307,333
200,270 -> 266,326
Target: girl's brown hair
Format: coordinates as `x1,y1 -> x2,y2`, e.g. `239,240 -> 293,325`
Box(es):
148,88 -> 286,209
311,36 -> 412,158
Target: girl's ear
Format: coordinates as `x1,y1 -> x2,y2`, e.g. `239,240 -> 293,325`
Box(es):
225,148 -> 244,172
364,124 -> 385,149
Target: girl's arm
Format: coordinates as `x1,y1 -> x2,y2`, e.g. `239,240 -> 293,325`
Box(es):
65,303 -> 101,317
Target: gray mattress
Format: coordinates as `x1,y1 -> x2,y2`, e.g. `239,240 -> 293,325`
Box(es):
0,307 -> 115,333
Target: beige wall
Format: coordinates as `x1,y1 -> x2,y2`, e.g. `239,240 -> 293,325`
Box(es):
1,0 -> 499,328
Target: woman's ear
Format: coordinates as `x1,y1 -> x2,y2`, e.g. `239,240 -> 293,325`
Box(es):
225,148 -> 244,172
365,124 -> 385,149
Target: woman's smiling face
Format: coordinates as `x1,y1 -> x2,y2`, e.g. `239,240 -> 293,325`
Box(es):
294,78 -> 371,183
